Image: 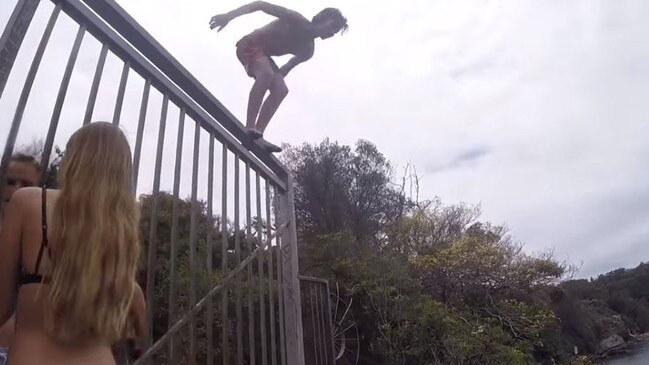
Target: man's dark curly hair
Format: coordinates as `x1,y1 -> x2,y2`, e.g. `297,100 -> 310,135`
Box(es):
10,152 -> 41,173
312,8 -> 348,34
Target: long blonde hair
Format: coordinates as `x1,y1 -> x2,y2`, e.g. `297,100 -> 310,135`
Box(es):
45,122 -> 140,345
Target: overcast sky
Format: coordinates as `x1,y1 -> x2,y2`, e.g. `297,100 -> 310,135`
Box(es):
1,0 -> 648,278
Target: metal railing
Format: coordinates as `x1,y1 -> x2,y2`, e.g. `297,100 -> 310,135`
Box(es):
0,0 -> 305,364
299,276 -> 335,365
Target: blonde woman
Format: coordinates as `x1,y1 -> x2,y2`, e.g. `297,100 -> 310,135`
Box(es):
0,122 -> 141,364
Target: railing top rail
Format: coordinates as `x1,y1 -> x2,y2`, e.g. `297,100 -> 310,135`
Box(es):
80,0 -> 289,179
53,0 -> 289,189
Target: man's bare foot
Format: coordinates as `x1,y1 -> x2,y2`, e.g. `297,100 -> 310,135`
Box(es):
246,128 -> 263,139
259,138 -> 282,153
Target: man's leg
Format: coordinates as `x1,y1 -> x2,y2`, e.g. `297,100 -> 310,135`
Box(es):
255,72 -> 288,134
246,57 -> 276,137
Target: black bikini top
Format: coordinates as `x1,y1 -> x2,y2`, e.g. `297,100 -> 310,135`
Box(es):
18,187 -> 50,286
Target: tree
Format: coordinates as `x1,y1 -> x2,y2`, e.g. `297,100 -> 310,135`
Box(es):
282,139 -> 575,364
283,139 -> 406,248
122,137 -> 644,364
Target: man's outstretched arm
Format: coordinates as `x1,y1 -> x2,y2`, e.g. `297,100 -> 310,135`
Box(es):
210,1 -> 307,31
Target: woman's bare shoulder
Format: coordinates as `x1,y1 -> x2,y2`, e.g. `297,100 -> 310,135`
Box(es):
11,187 -> 60,201
9,188 -> 61,221
8,187 -> 41,211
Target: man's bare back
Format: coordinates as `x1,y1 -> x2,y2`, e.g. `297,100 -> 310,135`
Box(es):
242,19 -> 314,60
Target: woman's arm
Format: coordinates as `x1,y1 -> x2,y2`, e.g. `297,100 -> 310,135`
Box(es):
131,282 -> 147,357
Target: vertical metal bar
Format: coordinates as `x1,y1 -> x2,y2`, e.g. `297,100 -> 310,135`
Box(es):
274,187 -> 287,365
83,43 -> 108,125
322,286 -> 330,365
0,0 -> 40,100
309,284 -> 319,365
278,175 -> 306,365
245,163 -> 256,365
256,172 -> 269,365
266,182 -> 278,365
112,61 -> 130,125
234,153 -> 244,365
131,80 -> 150,191
315,284 -> 325,365
41,25 -> 85,181
189,121 -> 201,363
145,94 -> 168,346
207,135 -> 216,365
323,282 -> 335,365
320,284 -> 328,365
167,110 -> 185,363
219,140 -> 228,365
0,4 -> 60,201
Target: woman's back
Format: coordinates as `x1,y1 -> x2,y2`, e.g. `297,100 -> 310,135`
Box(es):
0,122 -> 141,365
6,188 -> 116,364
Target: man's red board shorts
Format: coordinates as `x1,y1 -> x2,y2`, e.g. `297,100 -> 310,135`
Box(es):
236,40 -> 279,78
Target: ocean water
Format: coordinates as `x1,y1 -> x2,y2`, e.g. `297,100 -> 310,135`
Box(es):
605,344 -> 649,365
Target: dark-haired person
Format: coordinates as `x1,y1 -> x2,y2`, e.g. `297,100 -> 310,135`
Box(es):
210,2 -> 348,153
0,153 -> 40,364
1,154 -> 40,225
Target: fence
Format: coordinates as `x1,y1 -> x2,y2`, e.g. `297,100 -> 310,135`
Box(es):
300,276 -> 335,365
0,0 -> 306,363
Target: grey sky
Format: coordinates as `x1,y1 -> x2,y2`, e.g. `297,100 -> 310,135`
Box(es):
1,0 -> 648,278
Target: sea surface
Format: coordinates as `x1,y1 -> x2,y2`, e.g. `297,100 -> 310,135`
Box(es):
605,343 -> 649,365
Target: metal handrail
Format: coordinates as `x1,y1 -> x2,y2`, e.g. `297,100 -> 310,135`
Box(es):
52,0 -> 287,191
79,0 -> 289,181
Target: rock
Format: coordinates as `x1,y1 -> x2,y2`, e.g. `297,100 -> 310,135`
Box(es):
598,334 -> 627,355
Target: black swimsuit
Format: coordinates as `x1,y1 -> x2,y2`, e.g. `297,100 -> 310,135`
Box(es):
18,187 -> 50,285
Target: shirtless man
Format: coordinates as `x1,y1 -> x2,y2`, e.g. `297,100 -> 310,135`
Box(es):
1,154 -> 40,222
0,154 -> 40,365
209,2 -> 348,153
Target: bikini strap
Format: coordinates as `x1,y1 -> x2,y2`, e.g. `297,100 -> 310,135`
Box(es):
34,186 -> 49,274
